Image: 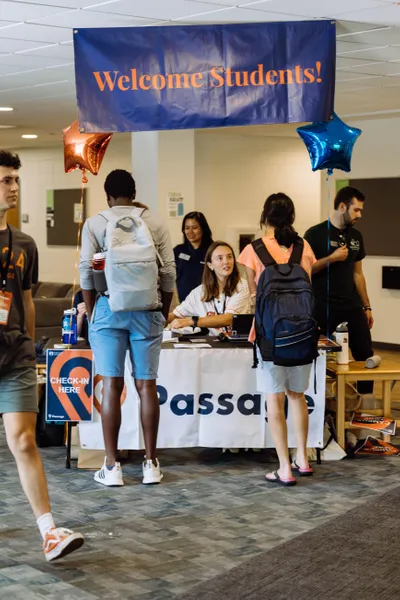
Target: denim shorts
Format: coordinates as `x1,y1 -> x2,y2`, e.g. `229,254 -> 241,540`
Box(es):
89,295 -> 165,380
0,366 -> 38,414
256,359 -> 312,394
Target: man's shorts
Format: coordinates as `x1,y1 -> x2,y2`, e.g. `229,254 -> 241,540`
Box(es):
89,295 -> 165,380
256,358 -> 312,395
0,366 -> 39,414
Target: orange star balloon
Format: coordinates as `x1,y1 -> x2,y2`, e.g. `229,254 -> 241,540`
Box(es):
63,120 -> 112,180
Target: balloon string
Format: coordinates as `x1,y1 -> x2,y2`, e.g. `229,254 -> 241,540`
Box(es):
67,169 -> 86,347
326,171 -> 331,340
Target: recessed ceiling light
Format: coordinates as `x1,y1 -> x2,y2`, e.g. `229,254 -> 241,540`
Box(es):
0,107 -> 13,111
21,134 -> 38,139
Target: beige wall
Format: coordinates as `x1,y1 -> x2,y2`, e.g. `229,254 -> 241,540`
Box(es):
195,131 -> 321,255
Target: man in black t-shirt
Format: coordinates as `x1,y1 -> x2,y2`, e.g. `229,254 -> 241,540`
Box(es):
304,186 -> 373,394
0,149 -> 83,561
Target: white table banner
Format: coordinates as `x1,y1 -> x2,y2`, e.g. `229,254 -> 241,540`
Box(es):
79,348 -> 326,450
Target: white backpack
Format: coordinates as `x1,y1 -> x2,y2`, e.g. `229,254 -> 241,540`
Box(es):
100,208 -> 160,312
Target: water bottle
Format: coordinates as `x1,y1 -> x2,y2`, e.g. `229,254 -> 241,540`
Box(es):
334,322 -> 349,365
62,308 -> 78,345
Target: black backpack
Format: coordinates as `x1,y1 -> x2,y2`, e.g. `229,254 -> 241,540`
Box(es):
252,237 -> 318,367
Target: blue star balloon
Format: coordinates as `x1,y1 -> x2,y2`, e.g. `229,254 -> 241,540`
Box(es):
296,113 -> 362,175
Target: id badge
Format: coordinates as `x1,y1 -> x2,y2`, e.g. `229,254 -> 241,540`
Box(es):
178,252 -> 190,261
0,291 -> 12,326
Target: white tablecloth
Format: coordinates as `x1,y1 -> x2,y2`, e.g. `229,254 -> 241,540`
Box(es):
79,347 -> 326,450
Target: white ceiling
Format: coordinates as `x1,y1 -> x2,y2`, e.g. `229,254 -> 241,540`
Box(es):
0,0 -> 400,147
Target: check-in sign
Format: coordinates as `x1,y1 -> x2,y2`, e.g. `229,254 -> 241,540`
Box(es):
46,349 -> 94,422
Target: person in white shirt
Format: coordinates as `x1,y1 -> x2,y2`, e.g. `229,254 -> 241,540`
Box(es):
168,241 -> 250,335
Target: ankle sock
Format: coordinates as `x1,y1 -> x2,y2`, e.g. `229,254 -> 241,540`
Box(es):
37,512 -> 56,540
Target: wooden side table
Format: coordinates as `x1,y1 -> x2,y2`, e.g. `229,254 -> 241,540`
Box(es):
326,360 -> 400,448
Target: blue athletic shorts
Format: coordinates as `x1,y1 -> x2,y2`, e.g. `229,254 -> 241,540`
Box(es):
89,295 -> 165,380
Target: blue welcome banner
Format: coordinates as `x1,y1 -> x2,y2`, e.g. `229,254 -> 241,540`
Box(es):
74,21 -> 336,133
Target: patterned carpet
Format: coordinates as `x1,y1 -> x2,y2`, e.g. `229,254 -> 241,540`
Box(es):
1,430 -> 400,600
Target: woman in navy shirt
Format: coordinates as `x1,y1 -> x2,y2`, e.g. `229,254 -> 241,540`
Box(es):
174,212 -> 213,302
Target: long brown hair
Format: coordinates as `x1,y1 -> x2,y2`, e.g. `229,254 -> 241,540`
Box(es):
201,241 -> 241,302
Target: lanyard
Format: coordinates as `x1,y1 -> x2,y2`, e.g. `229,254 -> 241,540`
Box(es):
213,295 -> 226,315
0,226 -> 12,291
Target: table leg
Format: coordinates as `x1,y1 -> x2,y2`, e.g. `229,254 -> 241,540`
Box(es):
336,375 -> 346,449
66,423 -> 72,469
382,380 -> 392,443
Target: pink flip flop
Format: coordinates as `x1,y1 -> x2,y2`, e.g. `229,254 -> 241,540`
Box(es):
291,461 -> 313,477
265,470 -> 297,487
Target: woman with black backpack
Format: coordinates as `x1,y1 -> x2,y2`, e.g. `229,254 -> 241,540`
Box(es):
239,193 -> 317,487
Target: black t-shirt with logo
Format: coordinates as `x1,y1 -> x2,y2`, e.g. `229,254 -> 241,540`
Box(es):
0,226 -> 37,375
304,220 -> 366,310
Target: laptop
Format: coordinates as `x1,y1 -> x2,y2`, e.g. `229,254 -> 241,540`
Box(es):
230,314 -> 254,341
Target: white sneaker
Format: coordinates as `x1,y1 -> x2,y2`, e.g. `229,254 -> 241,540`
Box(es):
142,458 -> 163,484
94,458 -> 124,487
43,527 -> 84,562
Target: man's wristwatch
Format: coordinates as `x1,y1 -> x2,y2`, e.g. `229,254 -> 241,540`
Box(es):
192,316 -> 199,328
363,306 -> 372,312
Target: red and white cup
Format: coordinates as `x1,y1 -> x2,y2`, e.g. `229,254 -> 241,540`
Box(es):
93,252 -> 106,271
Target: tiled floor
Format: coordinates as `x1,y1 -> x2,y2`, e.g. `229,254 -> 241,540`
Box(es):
1,434 -> 400,600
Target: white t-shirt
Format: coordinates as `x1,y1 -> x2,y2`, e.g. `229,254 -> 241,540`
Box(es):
173,279 -> 251,336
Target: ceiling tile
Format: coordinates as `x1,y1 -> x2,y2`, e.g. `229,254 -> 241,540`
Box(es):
180,7 -> 310,22
340,61 -> 400,75
243,0 -> 386,18
0,1 -> 70,21
0,53 -> 72,68
189,0 -> 274,4
0,23 -> 72,43
336,71 -> 382,82
342,45 -> 400,60
336,56 -> 384,68
0,38 -> 55,53
334,4 -> 400,25
6,0 -> 118,6
337,40 -> 386,53
88,0 -> 227,19
34,10 -> 158,28
336,20 -> 390,35
0,67 -> 74,92
16,43 -> 74,60
0,64 -> 27,75
336,74 -> 385,86
338,26 -> 400,45
0,20 -> 20,28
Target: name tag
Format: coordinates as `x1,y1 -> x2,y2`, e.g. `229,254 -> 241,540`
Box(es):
0,291 -> 12,326
178,253 -> 190,261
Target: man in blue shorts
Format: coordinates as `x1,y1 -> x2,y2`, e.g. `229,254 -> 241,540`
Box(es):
0,149 -> 84,561
80,169 -> 175,487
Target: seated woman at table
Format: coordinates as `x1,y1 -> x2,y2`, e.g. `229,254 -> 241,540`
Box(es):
168,241 -> 251,335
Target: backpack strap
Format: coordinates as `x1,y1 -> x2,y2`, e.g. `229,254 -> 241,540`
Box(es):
289,236 -> 304,265
251,239 -> 276,267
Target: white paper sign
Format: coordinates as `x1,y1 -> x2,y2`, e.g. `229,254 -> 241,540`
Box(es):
168,192 -> 184,218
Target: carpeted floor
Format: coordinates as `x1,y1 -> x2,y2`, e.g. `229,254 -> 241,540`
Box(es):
1,428 -> 400,599
180,484 -> 400,600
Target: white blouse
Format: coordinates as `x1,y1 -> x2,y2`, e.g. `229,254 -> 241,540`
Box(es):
173,279 -> 251,336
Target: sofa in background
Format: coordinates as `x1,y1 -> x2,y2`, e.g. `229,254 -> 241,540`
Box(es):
32,282 -> 74,341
